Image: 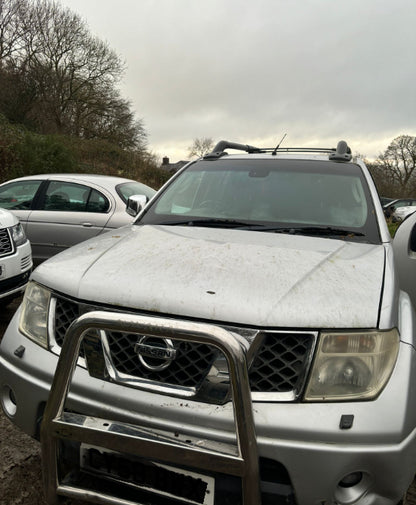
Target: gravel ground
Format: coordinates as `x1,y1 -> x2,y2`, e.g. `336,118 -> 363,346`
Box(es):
1,297 -> 415,505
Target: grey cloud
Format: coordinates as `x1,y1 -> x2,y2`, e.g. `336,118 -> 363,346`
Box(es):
61,0 -> 416,159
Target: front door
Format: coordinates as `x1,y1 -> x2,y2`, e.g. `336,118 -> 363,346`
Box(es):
27,180 -> 113,262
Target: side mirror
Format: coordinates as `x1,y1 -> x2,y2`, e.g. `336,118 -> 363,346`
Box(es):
393,212 -> 416,307
126,194 -> 148,217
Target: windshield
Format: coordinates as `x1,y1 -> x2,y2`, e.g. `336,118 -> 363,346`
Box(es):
139,158 -> 380,243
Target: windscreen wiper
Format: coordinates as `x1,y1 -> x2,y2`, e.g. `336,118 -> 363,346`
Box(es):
151,221 -> 365,237
157,218 -> 253,228
254,225 -> 365,237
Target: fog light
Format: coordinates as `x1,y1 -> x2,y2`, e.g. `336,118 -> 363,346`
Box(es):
338,472 -> 363,488
1,385 -> 17,416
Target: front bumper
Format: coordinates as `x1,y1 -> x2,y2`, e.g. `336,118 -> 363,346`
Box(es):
1,309 -> 416,505
0,240 -> 32,300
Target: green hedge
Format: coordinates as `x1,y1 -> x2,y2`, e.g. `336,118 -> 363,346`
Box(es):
0,115 -> 170,189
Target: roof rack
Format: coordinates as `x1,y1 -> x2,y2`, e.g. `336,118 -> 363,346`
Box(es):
203,141 -> 263,159
204,140 -> 352,162
328,140 -> 352,161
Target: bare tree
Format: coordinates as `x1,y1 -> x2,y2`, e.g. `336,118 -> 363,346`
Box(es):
79,88 -> 147,150
188,137 -> 214,158
0,0 -> 146,149
0,0 -> 28,65
376,135 -> 416,195
19,1 -> 124,131
0,1 -> 38,124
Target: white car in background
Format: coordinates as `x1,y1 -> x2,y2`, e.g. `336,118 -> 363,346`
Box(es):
392,205 -> 416,222
0,208 -> 32,305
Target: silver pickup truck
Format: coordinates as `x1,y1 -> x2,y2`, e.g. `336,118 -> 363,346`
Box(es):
1,140 -> 416,505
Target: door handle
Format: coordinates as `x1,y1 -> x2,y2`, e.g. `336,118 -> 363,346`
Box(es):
81,222 -> 93,227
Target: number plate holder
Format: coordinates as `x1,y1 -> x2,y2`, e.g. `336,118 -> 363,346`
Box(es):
80,444 -> 215,505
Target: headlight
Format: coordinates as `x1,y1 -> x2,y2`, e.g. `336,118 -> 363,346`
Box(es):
304,329 -> 399,401
10,222 -> 27,247
19,282 -> 51,349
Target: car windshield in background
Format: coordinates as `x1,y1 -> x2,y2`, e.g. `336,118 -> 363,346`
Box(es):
116,181 -> 156,202
139,159 -> 380,243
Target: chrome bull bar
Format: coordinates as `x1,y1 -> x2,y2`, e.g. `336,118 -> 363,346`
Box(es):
40,311 -> 262,505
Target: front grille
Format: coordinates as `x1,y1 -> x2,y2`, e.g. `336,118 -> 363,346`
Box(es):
249,333 -> 313,393
107,331 -> 216,388
0,228 -> 13,257
54,298 -> 80,347
52,297 -> 315,399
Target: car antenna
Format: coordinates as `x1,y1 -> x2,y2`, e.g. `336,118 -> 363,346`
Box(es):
272,133 -> 287,155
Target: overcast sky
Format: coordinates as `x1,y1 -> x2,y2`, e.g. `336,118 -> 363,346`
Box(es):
58,0 -> 415,162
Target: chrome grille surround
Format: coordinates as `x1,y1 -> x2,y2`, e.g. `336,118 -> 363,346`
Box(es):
0,228 -> 13,257
49,295 -> 317,402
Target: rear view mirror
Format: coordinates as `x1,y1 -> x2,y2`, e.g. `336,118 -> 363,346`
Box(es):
126,194 -> 148,217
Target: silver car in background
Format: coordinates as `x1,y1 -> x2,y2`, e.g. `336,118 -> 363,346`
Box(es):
0,174 -> 156,264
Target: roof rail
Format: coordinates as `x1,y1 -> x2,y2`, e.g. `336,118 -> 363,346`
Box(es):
204,139 -> 352,162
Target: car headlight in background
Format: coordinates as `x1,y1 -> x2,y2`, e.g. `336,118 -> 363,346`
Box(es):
304,329 -> 399,401
19,281 -> 51,349
10,222 -> 27,247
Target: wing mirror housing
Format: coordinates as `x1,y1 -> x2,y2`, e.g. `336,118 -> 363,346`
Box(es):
393,212 -> 416,308
126,194 -> 148,217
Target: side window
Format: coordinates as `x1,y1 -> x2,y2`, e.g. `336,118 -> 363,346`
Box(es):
86,189 -> 110,213
0,180 -> 42,210
43,182 -> 109,213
